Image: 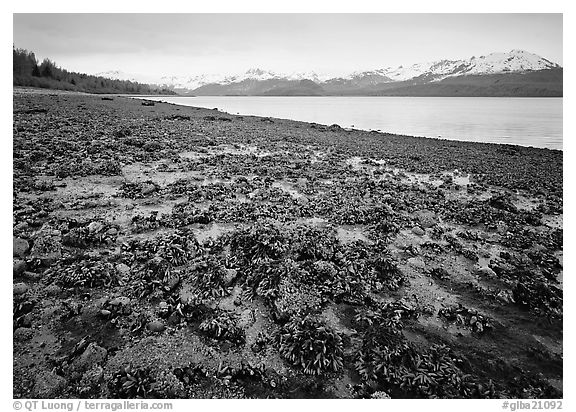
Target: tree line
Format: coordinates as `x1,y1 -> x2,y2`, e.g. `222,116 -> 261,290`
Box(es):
13,47 -> 175,95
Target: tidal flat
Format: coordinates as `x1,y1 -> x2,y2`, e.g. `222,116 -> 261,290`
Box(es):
13,89 -> 563,399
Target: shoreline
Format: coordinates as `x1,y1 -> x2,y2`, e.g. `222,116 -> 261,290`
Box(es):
127,94 -> 563,152
13,90 -> 563,399
14,87 -> 563,152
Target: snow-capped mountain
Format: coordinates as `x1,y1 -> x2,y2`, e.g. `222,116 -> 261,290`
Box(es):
94,70 -> 161,85
95,50 -> 562,96
378,49 -> 560,82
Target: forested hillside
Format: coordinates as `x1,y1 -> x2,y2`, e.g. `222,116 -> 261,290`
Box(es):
13,47 -> 174,95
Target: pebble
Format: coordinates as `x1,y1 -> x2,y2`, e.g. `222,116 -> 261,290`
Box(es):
415,210 -> 438,228
496,290 -> 515,304
109,296 -> 131,307
13,259 -> 27,276
14,327 -> 34,341
45,284 -> 62,296
141,183 -> 156,195
167,312 -> 181,326
412,226 -> 425,236
87,221 -> 104,233
238,309 -> 255,329
13,282 -> 29,295
223,269 -> 238,286
147,320 -> 166,332
115,263 -> 131,276
13,237 -> 30,257
14,222 -> 28,231
476,266 -> 498,279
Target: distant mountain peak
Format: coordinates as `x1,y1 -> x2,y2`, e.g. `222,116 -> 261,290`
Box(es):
246,68 -> 270,76
96,49 -> 561,93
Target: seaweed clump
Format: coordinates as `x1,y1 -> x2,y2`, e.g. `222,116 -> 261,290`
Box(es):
278,314 -> 344,375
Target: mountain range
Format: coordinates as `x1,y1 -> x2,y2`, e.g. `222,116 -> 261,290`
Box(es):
96,50 -> 562,97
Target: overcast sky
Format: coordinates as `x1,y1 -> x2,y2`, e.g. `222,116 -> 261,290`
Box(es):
13,14 -> 563,77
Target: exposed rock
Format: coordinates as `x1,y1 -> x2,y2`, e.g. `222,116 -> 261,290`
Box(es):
115,263 -> 130,276
87,221 -> 104,234
476,266 -> 498,279
496,289 -> 515,304
223,269 -> 238,286
496,222 -> 509,234
108,296 -> 131,315
412,226 -> 425,236
147,320 -> 166,332
109,296 -> 131,307
45,284 -> 62,296
13,282 -> 29,295
167,311 -> 181,326
13,237 -> 29,257
14,327 -> 34,341
157,301 -> 170,317
238,309 -> 255,329
415,210 -> 438,228
141,183 -> 157,195
72,343 -> 107,373
14,222 -> 29,232
297,196 -> 309,205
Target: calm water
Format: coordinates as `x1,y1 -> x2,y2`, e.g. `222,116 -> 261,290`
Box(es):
140,96 -> 562,150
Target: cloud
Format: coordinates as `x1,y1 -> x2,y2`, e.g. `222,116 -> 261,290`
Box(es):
13,13 -> 562,76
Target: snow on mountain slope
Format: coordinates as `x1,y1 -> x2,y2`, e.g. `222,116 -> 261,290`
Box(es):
387,59 -> 468,81
461,49 -> 560,75
96,50 -> 561,91
381,50 -> 561,82
158,73 -> 232,90
95,70 -> 160,84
